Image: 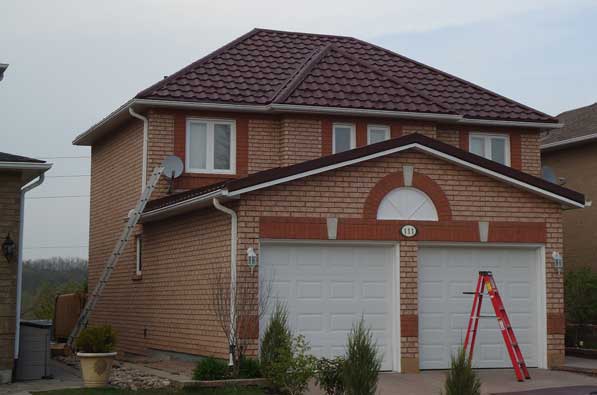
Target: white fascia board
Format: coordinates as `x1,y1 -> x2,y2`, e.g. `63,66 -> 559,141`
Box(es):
133,99 -> 269,112
458,118 -> 563,129
269,104 -> 463,122
0,162 -> 52,171
541,132 -> 597,151
141,189 -> 226,222
225,143 -> 584,208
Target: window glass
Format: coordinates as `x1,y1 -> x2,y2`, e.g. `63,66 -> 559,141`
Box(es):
470,137 -> 485,157
188,122 -> 208,169
490,138 -> 506,165
214,123 -> 231,170
334,126 -> 353,153
368,127 -> 390,144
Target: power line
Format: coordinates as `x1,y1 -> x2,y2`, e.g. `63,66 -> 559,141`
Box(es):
37,156 -> 90,159
46,174 -> 90,178
24,245 -> 88,250
26,194 -> 90,199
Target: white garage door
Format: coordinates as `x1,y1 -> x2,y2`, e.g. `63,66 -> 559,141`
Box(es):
260,243 -> 395,371
418,246 -> 541,369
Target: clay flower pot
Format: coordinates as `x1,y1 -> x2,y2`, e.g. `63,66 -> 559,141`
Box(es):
77,352 -> 117,388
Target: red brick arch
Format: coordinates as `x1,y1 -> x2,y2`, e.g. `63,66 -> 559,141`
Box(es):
363,171 -> 452,221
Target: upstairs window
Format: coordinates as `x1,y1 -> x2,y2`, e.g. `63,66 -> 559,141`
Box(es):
368,125 -> 390,144
135,235 -> 143,276
186,118 -> 236,174
333,123 -> 355,153
469,133 -> 510,166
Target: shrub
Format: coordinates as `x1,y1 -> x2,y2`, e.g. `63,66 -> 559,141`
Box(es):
316,357 -> 345,395
343,319 -> 381,395
239,356 -> 262,378
260,302 -> 292,377
267,334 -> 317,395
442,347 -> 481,395
565,267 -> 597,325
193,356 -> 229,380
75,325 -> 116,353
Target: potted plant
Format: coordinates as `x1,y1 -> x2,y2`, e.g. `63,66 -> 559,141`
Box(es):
75,325 -> 117,387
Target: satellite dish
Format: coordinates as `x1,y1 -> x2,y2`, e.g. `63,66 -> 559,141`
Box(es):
541,166 -> 557,184
162,155 -> 184,179
162,155 -> 184,194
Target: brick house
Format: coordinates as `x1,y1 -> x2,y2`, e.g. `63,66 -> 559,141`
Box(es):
541,103 -> 597,272
73,28 -> 586,372
0,152 -> 50,383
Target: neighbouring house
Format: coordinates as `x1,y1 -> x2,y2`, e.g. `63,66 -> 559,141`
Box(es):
73,28 -> 586,373
0,153 -> 51,383
541,102 -> 597,272
0,63 -> 8,81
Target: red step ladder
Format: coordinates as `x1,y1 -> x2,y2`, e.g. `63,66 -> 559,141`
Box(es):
463,271 -> 531,382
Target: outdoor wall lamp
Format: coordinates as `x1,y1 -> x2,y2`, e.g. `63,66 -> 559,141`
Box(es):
247,247 -> 258,274
552,251 -> 563,274
2,233 -> 16,263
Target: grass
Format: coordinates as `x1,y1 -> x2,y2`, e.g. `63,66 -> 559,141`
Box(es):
33,385 -> 268,395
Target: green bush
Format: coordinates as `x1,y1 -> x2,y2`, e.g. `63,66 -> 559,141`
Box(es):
260,302 -> 292,378
239,356 -> 262,378
193,356 -> 229,380
267,334 -> 317,395
315,357 -> 345,395
343,319 -> 381,395
442,347 -> 481,395
565,267 -> 597,325
75,325 -> 116,353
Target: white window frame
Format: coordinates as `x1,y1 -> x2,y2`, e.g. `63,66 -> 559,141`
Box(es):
367,124 -> 391,144
185,118 -> 236,174
135,235 -> 143,276
469,132 -> 511,166
332,123 -> 356,154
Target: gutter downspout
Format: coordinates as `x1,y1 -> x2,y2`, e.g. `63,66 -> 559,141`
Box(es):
14,174 -> 46,360
129,107 -> 148,191
212,198 -> 237,367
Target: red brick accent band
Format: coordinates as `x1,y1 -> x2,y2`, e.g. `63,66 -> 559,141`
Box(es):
400,314 -> 418,337
547,312 -> 565,335
510,132 -> 522,170
260,217 -> 547,243
363,171 -> 452,221
459,130 -> 469,151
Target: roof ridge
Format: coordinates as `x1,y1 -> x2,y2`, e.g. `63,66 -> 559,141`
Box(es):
349,36 -> 556,122
556,101 -> 597,117
253,27 -> 356,40
136,29 -> 261,98
328,46 -> 456,114
271,44 -> 333,104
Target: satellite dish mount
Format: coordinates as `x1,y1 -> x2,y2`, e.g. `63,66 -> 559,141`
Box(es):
162,155 -> 184,194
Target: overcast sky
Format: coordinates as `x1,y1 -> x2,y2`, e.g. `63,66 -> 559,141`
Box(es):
1,0 -> 596,260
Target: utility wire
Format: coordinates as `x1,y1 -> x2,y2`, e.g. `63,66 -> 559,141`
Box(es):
46,174 -> 90,178
24,245 -> 88,250
37,156 -> 90,159
26,195 -> 90,199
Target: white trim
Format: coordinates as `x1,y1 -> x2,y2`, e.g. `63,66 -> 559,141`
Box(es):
393,243 -> 401,373
417,242 -> 547,369
469,132 -> 511,166
541,132 -> 597,151
332,123 -> 356,153
135,235 -> 142,276
225,142 -> 585,208
185,118 -> 236,175
458,118 -> 563,129
141,189 -> 226,221
0,162 -> 52,171
367,124 -> 391,144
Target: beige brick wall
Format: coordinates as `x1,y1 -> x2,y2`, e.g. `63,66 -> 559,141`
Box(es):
521,132 -> 541,176
0,173 -> 22,375
436,129 -> 460,147
402,123 -> 437,139
147,111 -> 175,198
88,120 -> 144,353
280,118 -> 322,166
249,118 -> 281,173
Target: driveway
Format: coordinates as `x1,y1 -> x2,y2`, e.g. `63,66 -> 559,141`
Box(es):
307,368 -> 597,395
0,360 -> 82,395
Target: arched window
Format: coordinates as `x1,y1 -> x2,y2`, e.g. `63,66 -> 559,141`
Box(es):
377,187 -> 439,221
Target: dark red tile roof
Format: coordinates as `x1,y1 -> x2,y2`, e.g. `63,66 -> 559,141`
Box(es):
144,133 -> 584,213
137,28 -> 555,123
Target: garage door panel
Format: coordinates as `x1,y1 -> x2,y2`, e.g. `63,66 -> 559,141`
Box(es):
419,246 -> 540,369
261,244 -> 394,371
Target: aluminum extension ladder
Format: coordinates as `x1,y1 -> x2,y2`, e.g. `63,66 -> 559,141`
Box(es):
463,271 -> 531,382
67,166 -> 164,348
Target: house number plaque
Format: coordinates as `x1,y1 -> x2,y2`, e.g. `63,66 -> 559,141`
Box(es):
400,224 -> 417,238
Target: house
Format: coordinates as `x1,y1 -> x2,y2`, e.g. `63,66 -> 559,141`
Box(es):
0,152 -> 51,383
541,102 -> 597,271
73,28 -> 586,373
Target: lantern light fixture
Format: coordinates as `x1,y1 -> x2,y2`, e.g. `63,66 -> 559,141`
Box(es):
2,233 -> 16,263
247,247 -> 257,273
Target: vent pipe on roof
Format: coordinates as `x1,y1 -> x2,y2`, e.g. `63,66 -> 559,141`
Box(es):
129,107 -> 149,191
212,198 -> 237,367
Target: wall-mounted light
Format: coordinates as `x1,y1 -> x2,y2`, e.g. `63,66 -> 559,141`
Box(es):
2,233 -> 16,263
247,247 -> 258,274
552,251 -> 563,274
